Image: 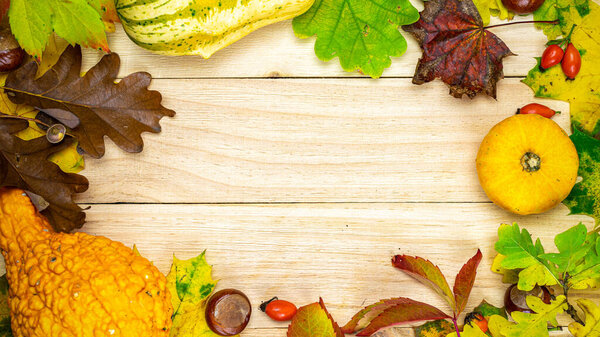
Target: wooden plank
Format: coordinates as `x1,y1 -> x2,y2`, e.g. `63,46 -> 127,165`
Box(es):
77,78 -> 570,204
62,202 -> 592,330
82,17 -> 548,79
229,327 -> 574,336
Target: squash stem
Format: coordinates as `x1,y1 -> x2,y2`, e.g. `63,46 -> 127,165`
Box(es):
452,317 -> 461,337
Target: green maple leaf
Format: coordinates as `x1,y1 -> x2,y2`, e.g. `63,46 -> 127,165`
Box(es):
488,296 -> 568,337
8,0 -> 108,59
494,223 -> 560,291
292,0 -> 419,78
564,130 -> 600,226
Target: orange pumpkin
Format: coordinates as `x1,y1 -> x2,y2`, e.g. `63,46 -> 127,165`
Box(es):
476,114 -> 579,215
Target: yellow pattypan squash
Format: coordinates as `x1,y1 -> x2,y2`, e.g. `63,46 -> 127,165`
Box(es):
117,0 -> 316,57
476,114 -> 579,215
0,188 -> 173,337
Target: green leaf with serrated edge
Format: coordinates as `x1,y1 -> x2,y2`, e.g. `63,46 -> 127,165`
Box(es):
569,299 -> 600,336
564,130 -> 600,226
491,254 -> 520,284
542,224 -> 592,274
288,298 -> 344,337
568,232 -> 600,290
472,0 -> 514,26
473,300 -> 507,319
0,275 -> 11,337
51,0 -> 106,50
495,223 -> 560,291
8,0 -> 52,60
292,0 -> 419,78
524,1 -> 600,138
533,0 -> 589,39
166,252 -> 228,337
391,255 -> 456,312
488,296 -> 568,337
447,323 -> 488,337
414,320 -> 454,337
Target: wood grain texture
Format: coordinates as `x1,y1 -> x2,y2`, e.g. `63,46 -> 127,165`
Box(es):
70,203 -> 593,329
77,78 -> 570,203
81,17 -> 548,79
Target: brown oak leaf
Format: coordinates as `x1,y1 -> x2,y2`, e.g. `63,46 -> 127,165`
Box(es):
4,45 -> 175,158
402,0 -> 514,98
0,118 -> 88,232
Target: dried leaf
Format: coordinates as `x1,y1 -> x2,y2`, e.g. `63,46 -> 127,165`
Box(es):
402,0 -> 513,98
569,299 -> 600,336
4,45 -> 175,158
391,255 -> 455,312
292,0 -> 419,78
453,250 -> 482,315
342,297 -> 450,336
0,118 -> 88,231
488,296 -> 567,337
287,298 -> 344,337
166,252 -> 226,337
563,130 -> 600,226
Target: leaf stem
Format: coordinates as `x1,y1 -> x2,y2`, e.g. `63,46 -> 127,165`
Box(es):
562,276 -> 584,325
485,20 -> 558,30
452,317 -> 461,337
0,113 -> 75,138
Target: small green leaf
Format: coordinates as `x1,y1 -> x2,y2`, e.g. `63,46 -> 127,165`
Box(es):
473,300 -> 507,319
51,0 -> 107,50
8,0 -> 52,59
564,129 -> 600,226
292,0 -> 419,78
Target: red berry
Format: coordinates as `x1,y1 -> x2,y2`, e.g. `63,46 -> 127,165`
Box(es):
540,44 -> 564,70
517,103 -> 559,119
562,43 -> 581,80
261,298 -> 297,321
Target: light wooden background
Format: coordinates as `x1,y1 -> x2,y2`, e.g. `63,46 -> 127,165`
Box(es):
67,10 -> 595,337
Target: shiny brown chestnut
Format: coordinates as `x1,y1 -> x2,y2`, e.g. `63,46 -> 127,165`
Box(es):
501,0 -> 545,14
205,289 -> 252,336
0,28 -> 24,72
504,284 -> 551,315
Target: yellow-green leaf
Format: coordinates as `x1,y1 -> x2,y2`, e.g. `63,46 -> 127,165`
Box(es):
288,298 -> 344,337
446,323 -> 487,337
488,296 -> 567,337
414,319 -> 454,337
524,0 -> 600,138
167,251 -> 226,337
473,0 -> 514,26
491,254 -> 520,284
36,34 -> 71,78
569,299 -> 600,336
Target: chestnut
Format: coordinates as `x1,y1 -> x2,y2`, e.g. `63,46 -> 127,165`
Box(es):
0,28 -> 24,72
504,284 -> 551,315
205,289 -> 251,336
501,0 -> 545,14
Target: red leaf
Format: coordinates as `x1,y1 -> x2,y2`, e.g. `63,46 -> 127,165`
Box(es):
453,249 -> 483,315
392,255 -> 456,311
287,298 -> 344,337
402,0 -> 514,98
347,298 -> 450,336
0,0 -> 8,21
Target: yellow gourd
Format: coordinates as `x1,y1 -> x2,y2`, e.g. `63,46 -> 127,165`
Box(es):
0,188 -> 173,337
476,114 -> 579,215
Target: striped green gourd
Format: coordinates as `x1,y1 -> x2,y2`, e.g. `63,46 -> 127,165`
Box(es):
116,0 -> 315,57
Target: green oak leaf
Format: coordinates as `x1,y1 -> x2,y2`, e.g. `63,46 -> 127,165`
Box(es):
542,223 -> 593,274
8,0 -> 108,59
292,0 -> 419,78
488,296 -> 568,337
564,130 -> 600,226
494,223 -> 560,291
568,231 -> 600,290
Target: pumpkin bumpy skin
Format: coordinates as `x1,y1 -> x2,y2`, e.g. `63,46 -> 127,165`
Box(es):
476,114 -> 579,215
0,188 -> 173,337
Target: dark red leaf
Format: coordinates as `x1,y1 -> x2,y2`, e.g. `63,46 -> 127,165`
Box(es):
402,0 -> 514,98
453,249 -> 483,315
0,118 -> 88,232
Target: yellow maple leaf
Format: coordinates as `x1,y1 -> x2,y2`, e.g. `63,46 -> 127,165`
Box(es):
524,1 -> 600,137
